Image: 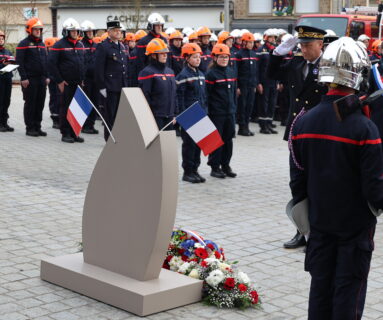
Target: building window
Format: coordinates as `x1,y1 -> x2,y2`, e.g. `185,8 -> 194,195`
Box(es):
248,0 -> 272,14
295,0 -> 319,13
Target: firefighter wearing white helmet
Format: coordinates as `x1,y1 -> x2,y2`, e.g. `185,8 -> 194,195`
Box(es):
209,33 -> 217,50
323,29 -> 338,49
182,27 -> 194,37
165,27 -> 176,35
81,20 -> 99,134
231,29 -> 242,54
135,12 -> 169,74
49,17 -> 86,143
357,34 -> 371,53
253,33 -> 263,49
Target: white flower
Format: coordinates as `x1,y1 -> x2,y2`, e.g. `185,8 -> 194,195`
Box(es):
219,263 -> 231,272
194,243 -> 203,248
204,257 -> 219,265
178,262 -> 191,274
237,271 -> 250,284
169,256 -> 183,271
189,268 -> 200,279
206,269 -> 225,287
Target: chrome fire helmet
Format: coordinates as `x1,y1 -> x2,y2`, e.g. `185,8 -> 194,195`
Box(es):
318,37 -> 371,91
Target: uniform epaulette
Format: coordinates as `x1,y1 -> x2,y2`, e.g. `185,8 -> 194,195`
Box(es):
294,52 -> 303,57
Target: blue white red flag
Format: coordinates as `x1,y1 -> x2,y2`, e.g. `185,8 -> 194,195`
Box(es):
372,63 -> 383,91
176,102 -> 224,156
67,86 -> 93,136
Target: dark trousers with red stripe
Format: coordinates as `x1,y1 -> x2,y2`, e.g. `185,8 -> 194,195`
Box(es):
22,76 -> 47,131
0,77 -> 12,125
237,86 -> 255,127
306,225 -> 375,320
104,90 -> 121,141
207,114 -> 235,169
258,85 -> 277,127
59,83 -> 78,136
48,80 -> 59,122
181,128 -> 201,173
83,77 -> 99,130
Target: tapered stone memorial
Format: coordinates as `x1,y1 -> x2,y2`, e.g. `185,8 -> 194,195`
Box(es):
40,88 -> 203,316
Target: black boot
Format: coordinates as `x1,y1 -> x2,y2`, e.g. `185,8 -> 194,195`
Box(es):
194,171 -> 206,183
283,231 -> 306,249
82,127 -> 99,134
26,130 -> 39,137
74,136 -> 85,143
237,125 -> 250,136
5,124 -> 14,132
222,165 -> 237,178
246,123 -> 255,136
38,129 -> 47,136
182,172 -> 200,183
259,120 -> 270,134
61,135 -> 74,143
210,167 -> 226,179
0,124 -> 7,132
267,122 -> 278,134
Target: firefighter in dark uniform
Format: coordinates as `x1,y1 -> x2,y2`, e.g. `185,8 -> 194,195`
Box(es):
124,32 -> 136,55
48,18 -> 85,143
370,39 -> 382,65
217,32 -> 237,72
0,30 -> 15,132
128,30 -> 147,88
95,19 -> 129,141
16,18 -> 49,137
197,26 -> 212,74
135,13 -> 168,75
289,37 -> 383,320
138,38 -> 177,130
236,32 -> 258,136
169,30 -> 184,76
230,29 -> 242,55
80,20 -> 99,134
256,28 -> 278,134
44,37 -> 60,129
176,43 -> 207,183
267,25 -> 328,249
206,44 -> 237,179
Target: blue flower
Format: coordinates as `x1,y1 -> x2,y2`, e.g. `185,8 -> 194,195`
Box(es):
184,250 -> 193,257
180,239 -> 195,249
204,240 -> 218,250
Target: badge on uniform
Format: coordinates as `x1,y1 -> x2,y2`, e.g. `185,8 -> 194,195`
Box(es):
200,81 -> 203,85
250,61 -> 253,64
162,76 -> 166,80
30,42 -> 34,46
313,68 -> 318,75
228,84 -> 231,88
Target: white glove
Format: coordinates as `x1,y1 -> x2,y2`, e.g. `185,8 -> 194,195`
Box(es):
273,36 -> 298,56
100,88 -> 107,98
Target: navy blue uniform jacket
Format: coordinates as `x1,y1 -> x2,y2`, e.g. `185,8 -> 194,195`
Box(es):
176,65 -> 207,113
16,35 -> 48,80
48,37 -> 85,84
94,38 -> 129,92
82,38 -> 98,78
169,45 -> 183,76
236,48 -> 258,88
0,47 -> 14,80
138,60 -> 178,117
199,44 -> 212,74
290,94 -> 383,237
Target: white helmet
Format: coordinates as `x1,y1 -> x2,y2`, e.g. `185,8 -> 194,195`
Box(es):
358,34 -> 370,42
230,29 -> 241,38
264,28 -> 278,37
277,29 -> 287,36
253,33 -> 262,41
210,33 -> 218,42
182,36 -> 189,44
218,30 -> 226,37
281,33 -> 293,44
62,18 -> 80,37
240,29 -> 250,36
182,27 -> 194,36
165,27 -> 176,35
325,29 -> 337,37
147,13 -> 165,28
81,20 -> 96,32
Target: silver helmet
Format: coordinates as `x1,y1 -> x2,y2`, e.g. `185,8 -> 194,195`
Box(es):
319,37 -> 371,90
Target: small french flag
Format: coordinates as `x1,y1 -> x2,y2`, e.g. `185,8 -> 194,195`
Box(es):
67,86 -> 93,136
176,102 -> 224,156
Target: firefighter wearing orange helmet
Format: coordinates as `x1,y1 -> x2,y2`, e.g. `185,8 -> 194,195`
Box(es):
217,31 -> 237,71
16,17 -> 49,137
169,30 -> 184,75
196,26 -> 212,74
124,32 -> 136,54
370,39 -> 382,64
138,38 -> 177,130
0,30 -> 15,132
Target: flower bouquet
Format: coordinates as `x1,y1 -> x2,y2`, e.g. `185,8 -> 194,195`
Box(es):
163,228 -> 261,310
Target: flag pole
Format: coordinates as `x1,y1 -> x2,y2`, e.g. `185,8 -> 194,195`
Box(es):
77,86 -> 116,144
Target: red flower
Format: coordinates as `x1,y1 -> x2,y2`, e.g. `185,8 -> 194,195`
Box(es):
238,284 -> 247,292
223,277 -> 236,290
195,248 -> 208,259
214,251 -> 221,259
166,255 -> 173,262
190,258 -> 198,262
200,260 -> 208,268
162,262 -> 169,269
178,248 -> 185,255
250,291 -> 259,304
206,243 -> 215,250
181,255 -> 188,262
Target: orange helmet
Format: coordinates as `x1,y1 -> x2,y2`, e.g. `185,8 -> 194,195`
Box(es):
161,32 -> 169,40
197,26 -> 212,37
181,43 -> 202,57
188,32 -> 199,42
211,43 -> 231,56
145,38 -> 169,55
125,32 -> 135,42
217,31 -> 233,44
26,18 -> 43,34
100,32 -> 109,41
93,36 -> 102,43
44,37 -> 58,48
135,29 -> 147,41
372,39 -> 382,54
241,32 -> 255,42
169,30 -> 183,40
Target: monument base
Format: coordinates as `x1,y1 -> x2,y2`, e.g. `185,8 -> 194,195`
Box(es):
40,253 -> 203,316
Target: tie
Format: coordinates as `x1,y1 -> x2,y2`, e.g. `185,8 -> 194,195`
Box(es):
305,63 -> 315,82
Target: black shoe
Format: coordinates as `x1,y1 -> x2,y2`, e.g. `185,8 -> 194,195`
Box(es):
38,130 -> 47,136
237,128 -> 251,136
222,166 -> 237,178
74,136 -> 84,143
283,231 -> 306,249
268,126 -> 278,134
82,127 -> 99,134
5,124 -> 14,132
210,168 -> 226,179
182,173 -> 200,183
259,128 -> 271,134
194,171 -> 206,183
26,130 -> 39,137
0,125 -> 7,132
270,123 -> 277,128
62,135 -> 75,143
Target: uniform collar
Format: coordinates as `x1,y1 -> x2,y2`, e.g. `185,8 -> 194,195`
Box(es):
28,35 -> 41,43
306,52 -> 322,65
67,37 -> 78,46
326,88 -> 350,96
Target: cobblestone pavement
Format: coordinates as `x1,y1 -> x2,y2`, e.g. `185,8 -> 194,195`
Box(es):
0,87 -> 382,320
